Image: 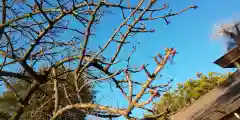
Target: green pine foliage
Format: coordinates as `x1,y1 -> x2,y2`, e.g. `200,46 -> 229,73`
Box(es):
0,66 -> 95,120
144,72 -> 232,120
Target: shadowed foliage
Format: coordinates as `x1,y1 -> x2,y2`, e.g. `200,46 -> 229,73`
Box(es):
0,66 -> 95,120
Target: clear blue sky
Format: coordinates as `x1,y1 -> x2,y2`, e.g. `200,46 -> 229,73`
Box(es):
89,0 -> 240,119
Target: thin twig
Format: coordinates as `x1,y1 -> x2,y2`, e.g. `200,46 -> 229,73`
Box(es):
53,68 -> 59,114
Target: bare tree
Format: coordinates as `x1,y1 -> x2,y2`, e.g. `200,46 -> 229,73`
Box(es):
0,0 -> 197,119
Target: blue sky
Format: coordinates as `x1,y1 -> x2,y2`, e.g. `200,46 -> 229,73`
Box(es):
89,0 -> 240,119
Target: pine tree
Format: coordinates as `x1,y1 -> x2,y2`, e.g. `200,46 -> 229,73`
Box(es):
0,66 -> 95,120
144,72 -> 231,120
